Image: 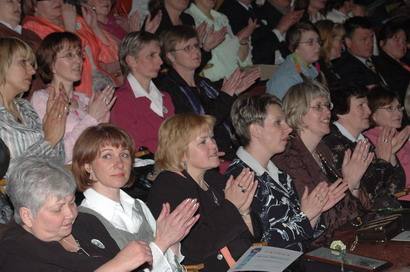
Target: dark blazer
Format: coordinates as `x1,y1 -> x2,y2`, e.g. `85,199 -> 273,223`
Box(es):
0,23 -> 41,51
219,0 -> 282,64
374,50 -> 410,104
156,68 -> 238,159
110,79 -> 174,153
323,124 -> 405,209
0,213 -> 119,272
333,51 -> 388,89
0,138 -> 9,178
273,134 -> 370,246
147,170 -> 254,272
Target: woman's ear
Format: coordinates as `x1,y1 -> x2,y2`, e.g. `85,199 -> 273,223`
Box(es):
125,55 -> 137,70
249,123 -> 261,140
84,163 -> 92,174
20,207 -> 34,228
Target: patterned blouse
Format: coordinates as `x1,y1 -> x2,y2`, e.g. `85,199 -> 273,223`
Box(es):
225,147 -> 325,252
0,98 -> 64,175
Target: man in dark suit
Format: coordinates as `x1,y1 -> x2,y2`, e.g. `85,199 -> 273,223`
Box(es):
219,0 -> 302,64
334,16 -> 389,90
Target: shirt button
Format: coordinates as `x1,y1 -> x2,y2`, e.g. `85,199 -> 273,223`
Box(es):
217,253 -> 223,260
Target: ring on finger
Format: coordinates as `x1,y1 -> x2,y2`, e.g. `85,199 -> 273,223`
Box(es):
383,139 -> 389,143
58,113 -> 62,118
241,188 -> 247,193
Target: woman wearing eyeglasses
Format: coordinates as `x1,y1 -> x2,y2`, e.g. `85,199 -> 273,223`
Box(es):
273,81 -> 373,246
364,89 -> 410,201
158,25 -> 259,161
31,32 -> 115,164
266,22 -> 325,100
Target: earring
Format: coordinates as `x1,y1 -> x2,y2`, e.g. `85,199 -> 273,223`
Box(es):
182,161 -> 188,171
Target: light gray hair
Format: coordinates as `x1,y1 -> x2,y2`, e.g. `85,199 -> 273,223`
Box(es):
6,157 -> 76,224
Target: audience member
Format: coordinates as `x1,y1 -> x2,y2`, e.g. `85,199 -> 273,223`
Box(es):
0,138 -> 9,179
326,0 -> 354,23
323,85 -> 405,208
147,113 -> 258,271
299,0 -> 327,23
23,0 -> 118,96
0,37 -> 65,173
227,93 -> 347,251
315,20 -> 345,88
375,21 -> 410,104
72,124 -> 198,271
267,22 -> 323,100
185,0 -> 254,81
0,0 -> 41,50
365,89 -> 410,201
158,25 -> 259,160
334,16 -> 388,89
273,81 -> 372,246
111,31 -> 174,153
0,156 -> 153,271
31,32 -> 115,164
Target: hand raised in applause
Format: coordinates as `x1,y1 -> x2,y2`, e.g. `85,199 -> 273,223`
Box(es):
225,168 -> 257,214
88,86 -> 116,122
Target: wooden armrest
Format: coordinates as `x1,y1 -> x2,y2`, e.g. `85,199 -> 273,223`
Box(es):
253,241 -> 268,247
183,263 -> 205,272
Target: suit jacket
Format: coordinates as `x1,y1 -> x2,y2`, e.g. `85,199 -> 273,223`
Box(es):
219,0 -> 281,64
323,124 -> 405,209
273,134 -> 370,246
374,50 -> 410,104
110,79 -> 174,153
333,51 -> 388,89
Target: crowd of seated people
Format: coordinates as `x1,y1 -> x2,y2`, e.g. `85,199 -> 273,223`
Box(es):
0,0 -> 410,271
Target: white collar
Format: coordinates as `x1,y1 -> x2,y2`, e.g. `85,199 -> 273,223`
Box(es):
236,146 -> 282,181
333,121 -> 365,142
188,3 -> 220,22
0,21 -> 22,34
331,9 -> 349,18
236,0 -> 252,10
127,73 -> 165,117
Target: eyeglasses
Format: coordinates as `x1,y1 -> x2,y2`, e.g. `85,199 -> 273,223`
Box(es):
172,43 -> 201,53
378,105 -> 404,112
58,51 -> 84,61
299,38 -> 323,47
310,102 -> 334,112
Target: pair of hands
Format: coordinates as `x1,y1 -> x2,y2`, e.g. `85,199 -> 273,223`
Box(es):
237,18 -> 259,44
225,168 -> 258,215
375,126 -> 410,165
341,140 -> 374,194
221,67 -> 261,96
154,198 -> 200,253
301,179 -> 348,225
87,85 -> 116,122
196,22 -> 227,52
127,9 -> 162,34
276,10 -> 304,34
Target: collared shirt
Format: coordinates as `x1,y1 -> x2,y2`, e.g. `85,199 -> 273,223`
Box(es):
326,9 -> 350,23
236,0 -> 252,10
0,98 -> 64,176
81,188 -> 183,272
236,146 -> 284,183
128,73 -> 165,117
333,121 -> 365,142
0,21 -> 22,34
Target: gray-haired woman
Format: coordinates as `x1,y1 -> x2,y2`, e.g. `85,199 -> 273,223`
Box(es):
0,156 -> 153,271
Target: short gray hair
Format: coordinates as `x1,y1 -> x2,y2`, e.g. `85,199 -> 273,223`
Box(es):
118,31 -> 160,75
282,80 -> 330,132
6,157 -> 76,224
231,94 -> 282,147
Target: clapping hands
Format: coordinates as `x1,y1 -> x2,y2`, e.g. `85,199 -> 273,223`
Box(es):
225,168 -> 257,215
221,67 -> 260,96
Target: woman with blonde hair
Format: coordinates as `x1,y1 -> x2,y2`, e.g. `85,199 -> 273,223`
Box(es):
148,113 -> 258,272
0,37 -> 66,173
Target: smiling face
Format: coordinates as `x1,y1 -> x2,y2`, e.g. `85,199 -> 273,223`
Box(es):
0,0 -> 21,27
338,96 -> 371,136
301,96 -> 332,140
253,104 -> 292,156
52,43 -> 83,85
371,98 -> 403,129
86,144 -> 132,197
4,50 -> 36,96
184,127 -> 220,177
22,194 -> 77,242
295,30 -> 321,64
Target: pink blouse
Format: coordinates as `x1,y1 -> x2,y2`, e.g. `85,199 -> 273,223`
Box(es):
31,89 -> 98,164
364,127 -> 410,201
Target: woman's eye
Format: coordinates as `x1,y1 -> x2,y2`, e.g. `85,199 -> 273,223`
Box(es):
121,153 -> 130,158
102,154 -> 112,159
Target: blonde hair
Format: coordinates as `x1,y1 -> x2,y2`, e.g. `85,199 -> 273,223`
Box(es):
156,113 -> 215,172
282,80 -> 330,132
316,20 -> 345,64
0,37 -> 36,87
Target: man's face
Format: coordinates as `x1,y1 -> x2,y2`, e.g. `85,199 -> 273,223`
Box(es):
346,27 -> 374,59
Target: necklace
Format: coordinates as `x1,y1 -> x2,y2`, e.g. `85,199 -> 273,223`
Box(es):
61,236 -> 90,256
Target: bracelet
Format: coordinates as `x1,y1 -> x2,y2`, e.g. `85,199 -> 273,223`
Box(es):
239,40 -> 249,46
